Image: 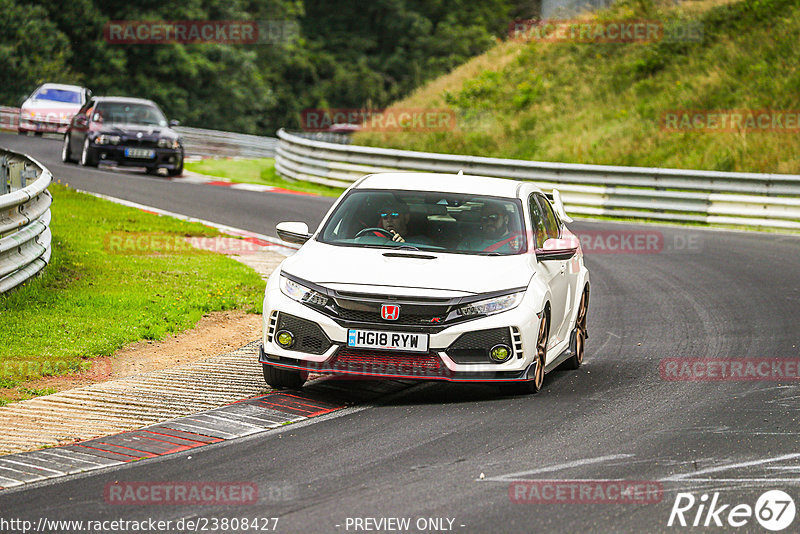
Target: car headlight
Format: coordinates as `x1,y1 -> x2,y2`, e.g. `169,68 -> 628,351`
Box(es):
158,138 -> 180,149
279,275 -> 328,306
457,291 -> 524,317
20,110 -> 33,120
95,135 -> 120,145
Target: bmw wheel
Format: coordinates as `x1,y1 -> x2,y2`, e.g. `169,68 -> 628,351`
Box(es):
80,138 -> 97,167
61,134 -> 76,163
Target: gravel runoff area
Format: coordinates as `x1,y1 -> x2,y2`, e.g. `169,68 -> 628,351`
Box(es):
0,246 -> 286,456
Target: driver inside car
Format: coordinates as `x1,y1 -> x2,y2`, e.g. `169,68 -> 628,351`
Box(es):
360,201 -> 433,246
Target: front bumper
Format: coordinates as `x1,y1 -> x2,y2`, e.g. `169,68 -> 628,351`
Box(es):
92,144 -> 183,169
19,118 -> 68,134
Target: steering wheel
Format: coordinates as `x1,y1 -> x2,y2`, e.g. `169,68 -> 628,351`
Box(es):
354,227 -> 394,239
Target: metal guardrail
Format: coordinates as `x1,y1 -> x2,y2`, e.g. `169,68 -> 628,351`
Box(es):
174,125 -> 277,159
0,149 -> 53,294
275,128 -> 800,230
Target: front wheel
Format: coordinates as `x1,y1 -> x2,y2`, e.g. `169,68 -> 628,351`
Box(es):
80,138 -> 97,167
167,157 -> 183,177
262,363 -> 307,390
506,313 -> 548,395
62,134 -> 76,163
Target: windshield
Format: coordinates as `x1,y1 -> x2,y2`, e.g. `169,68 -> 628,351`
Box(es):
34,87 -> 82,104
318,190 -> 526,255
93,102 -> 167,126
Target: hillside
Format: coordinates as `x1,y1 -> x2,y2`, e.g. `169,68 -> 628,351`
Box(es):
354,0 -> 800,174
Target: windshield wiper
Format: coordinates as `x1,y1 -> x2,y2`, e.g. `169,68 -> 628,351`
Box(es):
382,252 -> 437,260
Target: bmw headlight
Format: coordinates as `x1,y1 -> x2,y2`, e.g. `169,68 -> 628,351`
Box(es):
279,276 -> 328,306
158,137 -> 180,149
95,135 -> 120,145
457,291 -> 524,317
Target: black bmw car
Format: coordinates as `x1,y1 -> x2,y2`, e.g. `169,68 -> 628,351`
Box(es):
61,96 -> 183,176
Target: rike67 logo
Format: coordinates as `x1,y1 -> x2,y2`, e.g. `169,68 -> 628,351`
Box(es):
668,490 -> 796,531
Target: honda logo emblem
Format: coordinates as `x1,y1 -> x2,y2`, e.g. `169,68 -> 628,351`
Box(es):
381,304 -> 400,321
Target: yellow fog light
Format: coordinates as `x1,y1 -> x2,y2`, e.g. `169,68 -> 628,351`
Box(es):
490,344 -> 512,362
276,330 -> 295,348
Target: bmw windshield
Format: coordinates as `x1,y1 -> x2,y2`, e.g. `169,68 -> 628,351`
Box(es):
93,102 -> 168,127
318,190 -> 526,255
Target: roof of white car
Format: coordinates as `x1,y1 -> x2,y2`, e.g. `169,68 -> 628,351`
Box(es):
356,172 -> 538,198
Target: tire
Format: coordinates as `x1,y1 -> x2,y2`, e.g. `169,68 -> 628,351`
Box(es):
17,129 -> 27,136
167,156 -> 183,177
262,363 -> 307,390
80,138 -> 97,167
561,286 -> 589,370
61,134 -> 76,163
507,312 -> 549,395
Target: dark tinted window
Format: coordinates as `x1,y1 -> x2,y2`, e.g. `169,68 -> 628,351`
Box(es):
528,195 -> 548,248
535,194 -> 560,242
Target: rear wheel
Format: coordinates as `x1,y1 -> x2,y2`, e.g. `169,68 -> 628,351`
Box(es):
562,286 -> 589,370
262,363 -> 307,390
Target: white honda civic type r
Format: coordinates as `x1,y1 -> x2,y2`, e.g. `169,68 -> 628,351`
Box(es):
260,172 -> 589,394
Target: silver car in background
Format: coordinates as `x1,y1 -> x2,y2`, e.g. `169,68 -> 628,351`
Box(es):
18,83 -> 91,135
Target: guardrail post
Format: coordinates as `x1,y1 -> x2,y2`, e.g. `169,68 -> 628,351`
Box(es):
21,164 -> 37,188
0,156 -> 7,195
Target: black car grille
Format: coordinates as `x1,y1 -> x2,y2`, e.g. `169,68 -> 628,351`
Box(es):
447,327 -> 513,364
336,308 -> 444,326
122,138 -> 159,148
276,313 -> 331,355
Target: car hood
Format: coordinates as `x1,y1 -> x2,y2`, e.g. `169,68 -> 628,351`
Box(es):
23,100 -> 82,112
279,240 -> 534,295
95,124 -> 177,138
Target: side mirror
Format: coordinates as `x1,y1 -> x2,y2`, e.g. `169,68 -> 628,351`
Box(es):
536,235 -> 579,262
75,115 -> 88,127
276,222 -> 311,245
169,119 -> 180,127
551,189 -> 573,223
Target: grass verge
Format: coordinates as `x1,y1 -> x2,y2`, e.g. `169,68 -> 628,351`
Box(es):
354,0 -> 800,174
184,157 -> 346,197
0,184 -> 264,404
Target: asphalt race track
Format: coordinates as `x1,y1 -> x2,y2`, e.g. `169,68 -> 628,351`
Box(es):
2,132 -> 800,533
